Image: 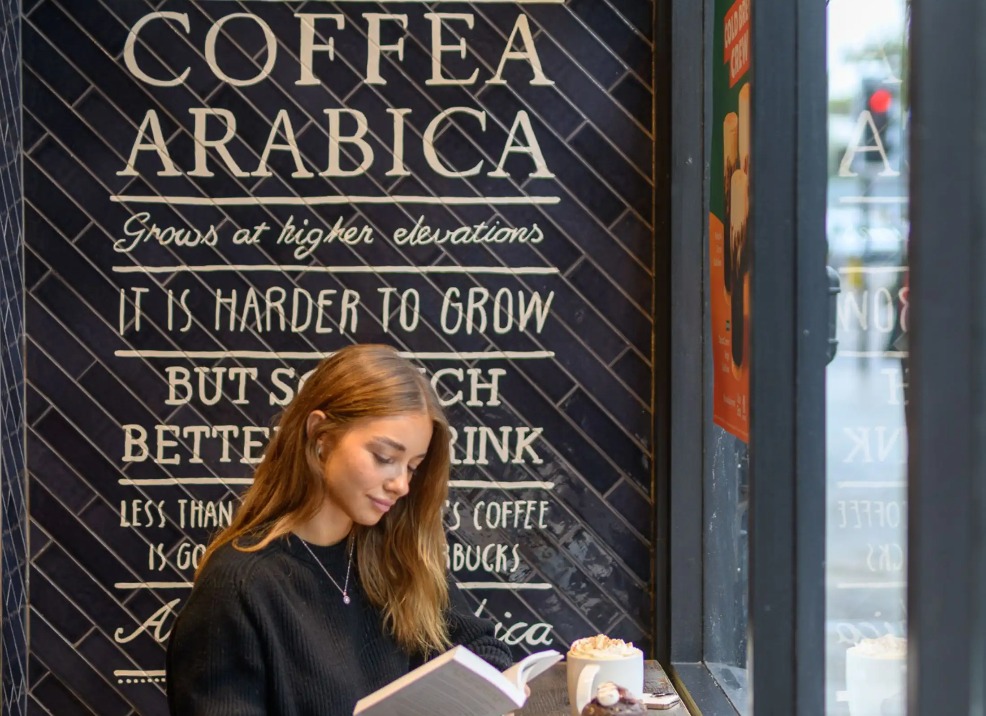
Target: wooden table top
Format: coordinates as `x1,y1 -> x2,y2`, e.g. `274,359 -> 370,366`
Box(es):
515,661 -> 689,716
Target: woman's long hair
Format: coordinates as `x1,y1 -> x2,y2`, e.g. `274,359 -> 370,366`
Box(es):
196,344 -> 452,656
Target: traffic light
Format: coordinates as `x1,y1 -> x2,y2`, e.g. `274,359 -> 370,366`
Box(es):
862,78 -> 894,161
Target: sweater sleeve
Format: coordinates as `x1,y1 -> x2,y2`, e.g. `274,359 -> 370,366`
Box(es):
167,561 -> 267,716
445,582 -> 514,671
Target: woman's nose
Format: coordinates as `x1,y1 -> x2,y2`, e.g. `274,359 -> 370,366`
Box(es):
385,469 -> 410,497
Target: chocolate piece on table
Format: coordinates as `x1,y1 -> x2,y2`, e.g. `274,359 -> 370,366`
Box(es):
580,684 -> 647,716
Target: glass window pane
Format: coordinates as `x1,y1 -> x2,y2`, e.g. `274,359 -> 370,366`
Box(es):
705,0 -> 752,708
704,432 -> 749,712
826,2 -> 909,714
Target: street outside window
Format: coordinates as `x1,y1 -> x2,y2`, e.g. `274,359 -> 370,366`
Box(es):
826,1 -> 909,714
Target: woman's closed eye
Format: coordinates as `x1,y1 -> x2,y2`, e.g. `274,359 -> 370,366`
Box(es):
372,453 -> 395,466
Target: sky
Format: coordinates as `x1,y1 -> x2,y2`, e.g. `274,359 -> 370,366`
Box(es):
827,0 -> 906,99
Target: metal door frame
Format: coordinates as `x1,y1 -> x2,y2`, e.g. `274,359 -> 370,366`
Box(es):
658,0 -> 827,712
908,0 -> 986,712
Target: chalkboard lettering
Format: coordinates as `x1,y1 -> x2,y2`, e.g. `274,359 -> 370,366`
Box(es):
119,107 -> 553,181
449,425 -> 545,465
448,542 -> 521,573
115,212 -> 220,252
119,500 -> 167,529
117,10 -> 558,184
213,287 -> 361,334
393,215 -> 545,246
276,216 -> 375,258
838,286 -> 908,335
836,500 -> 905,530
838,110 -> 900,178
439,289 -> 554,335
474,600 -> 555,647
126,11 -> 553,89
165,367 -> 259,406
114,601 -> 181,645
842,426 -> 905,464
176,499 -> 236,529
121,424 -> 273,464
865,543 -> 904,573
881,367 -> 908,406
23,2 -> 656,708
175,542 -> 208,571
432,367 -> 506,407
119,282 -> 553,337
472,500 -> 550,530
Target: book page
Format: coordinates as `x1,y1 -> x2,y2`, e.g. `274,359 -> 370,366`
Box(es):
356,665 -> 520,715
355,648 -> 524,716
501,650 -> 562,691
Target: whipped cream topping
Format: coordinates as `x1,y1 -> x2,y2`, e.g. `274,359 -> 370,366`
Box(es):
568,634 -> 641,659
596,682 -> 620,707
849,635 -> 907,659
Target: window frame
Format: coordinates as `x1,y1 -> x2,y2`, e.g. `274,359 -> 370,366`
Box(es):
658,0 -> 828,712
907,0 -> 986,711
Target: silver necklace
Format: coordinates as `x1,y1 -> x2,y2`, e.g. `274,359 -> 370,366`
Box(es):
298,536 -> 355,605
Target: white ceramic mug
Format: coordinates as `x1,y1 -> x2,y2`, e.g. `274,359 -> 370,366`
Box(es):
565,650 -> 644,716
845,647 -> 905,716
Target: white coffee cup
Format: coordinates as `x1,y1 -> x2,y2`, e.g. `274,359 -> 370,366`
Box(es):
566,644 -> 643,716
845,637 -> 906,716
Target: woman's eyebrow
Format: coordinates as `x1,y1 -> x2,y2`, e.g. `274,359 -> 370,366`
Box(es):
372,436 -> 406,452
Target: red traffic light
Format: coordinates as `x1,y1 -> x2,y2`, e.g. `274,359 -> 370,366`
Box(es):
869,88 -> 893,114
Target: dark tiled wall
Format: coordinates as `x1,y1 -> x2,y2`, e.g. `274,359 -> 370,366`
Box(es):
1,1 -> 26,714
11,2 -> 655,713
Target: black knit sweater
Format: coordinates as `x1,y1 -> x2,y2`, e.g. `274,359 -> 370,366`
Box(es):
166,535 -> 512,715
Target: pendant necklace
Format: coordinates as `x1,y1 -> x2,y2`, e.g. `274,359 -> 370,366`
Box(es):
298,535 -> 355,605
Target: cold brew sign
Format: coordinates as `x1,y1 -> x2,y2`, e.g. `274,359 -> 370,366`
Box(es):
23,1 -> 655,712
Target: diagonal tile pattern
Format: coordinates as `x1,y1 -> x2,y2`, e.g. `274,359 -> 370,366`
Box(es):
13,2 -> 656,713
1,2 -> 27,715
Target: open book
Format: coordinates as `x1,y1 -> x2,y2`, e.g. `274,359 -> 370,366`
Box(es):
353,646 -> 562,716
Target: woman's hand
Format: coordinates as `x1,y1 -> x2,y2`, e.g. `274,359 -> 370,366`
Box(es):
503,685 -> 532,716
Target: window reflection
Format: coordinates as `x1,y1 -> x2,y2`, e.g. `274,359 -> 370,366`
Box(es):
826,1 -> 908,714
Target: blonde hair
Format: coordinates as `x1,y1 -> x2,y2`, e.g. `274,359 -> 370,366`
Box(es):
196,344 -> 451,656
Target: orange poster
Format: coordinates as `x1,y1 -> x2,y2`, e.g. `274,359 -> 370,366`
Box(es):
711,0 -> 751,441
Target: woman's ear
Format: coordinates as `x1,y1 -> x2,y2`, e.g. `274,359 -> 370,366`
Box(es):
306,410 -> 327,440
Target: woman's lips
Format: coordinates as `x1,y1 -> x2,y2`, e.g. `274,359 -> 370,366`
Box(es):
370,498 -> 394,513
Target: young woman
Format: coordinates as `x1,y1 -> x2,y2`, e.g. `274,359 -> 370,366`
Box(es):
166,344 -> 512,715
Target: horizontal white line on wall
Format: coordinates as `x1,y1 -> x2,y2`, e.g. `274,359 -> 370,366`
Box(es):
449,480 -> 555,490
112,265 -> 560,275
120,478 -> 557,489
259,0 -> 566,3
456,582 -> 553,590
115,582 -> 192,589
118,478 -> 254,486
114,350 -> 555,360
317,0 -> 564,3
115,580 -> 555,591
110,194 -> 561,206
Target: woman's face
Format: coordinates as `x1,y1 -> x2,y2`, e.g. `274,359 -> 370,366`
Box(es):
312,412 -> 434,528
